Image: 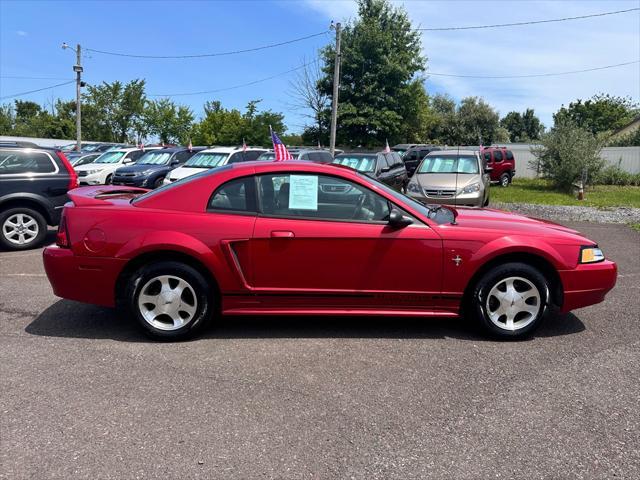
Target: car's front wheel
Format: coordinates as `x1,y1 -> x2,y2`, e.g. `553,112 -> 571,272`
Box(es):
471,262 -> 549,339
0,207 -> 47,250
126,261 -> 215,340
500,173 -> 511,187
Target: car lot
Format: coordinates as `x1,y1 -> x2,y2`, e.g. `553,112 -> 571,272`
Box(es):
1,222 -> 639,479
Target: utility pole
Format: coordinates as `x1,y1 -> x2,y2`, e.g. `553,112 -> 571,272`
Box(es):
63,43 -> 83,152
329,22 -> 341,156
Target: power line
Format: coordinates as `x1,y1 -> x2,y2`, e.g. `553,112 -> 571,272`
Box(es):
86,31 -> 329,59
426,61 -> 640,79
0,75 -> 71,80
419,7 -> 639,31
0,80 -> 75,100
150,61 -> 314,97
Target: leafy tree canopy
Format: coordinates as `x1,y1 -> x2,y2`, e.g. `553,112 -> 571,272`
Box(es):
553,94 -> 639,135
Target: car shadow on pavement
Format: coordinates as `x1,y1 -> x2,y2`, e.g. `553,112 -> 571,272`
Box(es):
26,300 -> 586,343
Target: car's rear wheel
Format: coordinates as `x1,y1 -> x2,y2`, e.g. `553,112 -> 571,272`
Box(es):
0,207 -> 47,250
105,174 -> 113,185
500,173 -> 510,187
153,177 -> 164,189
471,262 -> 549,339
126,261 -> 214,340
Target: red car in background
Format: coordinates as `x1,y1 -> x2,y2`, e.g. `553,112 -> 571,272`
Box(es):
482,146 -> 516,187
43,161 -> 616,340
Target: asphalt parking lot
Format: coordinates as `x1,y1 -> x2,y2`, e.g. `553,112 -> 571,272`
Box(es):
1,222 -> 639,479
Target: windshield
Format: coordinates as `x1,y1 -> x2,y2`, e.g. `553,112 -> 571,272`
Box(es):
417,155 -> 479,174
257,152 -> 276,161
184,152 -> 229,168
333,155 -> 376,173
392,148 -> 407,157
95,151 -> 126,164
82,144 -> 104,152
60,143 -> 77,151
137,151 -> 173,165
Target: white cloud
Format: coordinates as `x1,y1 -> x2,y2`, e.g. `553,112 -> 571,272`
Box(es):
300,0 -> 640,125
16,30 -> 28,36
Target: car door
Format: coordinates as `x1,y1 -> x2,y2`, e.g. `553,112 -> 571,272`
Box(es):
250,172 -> 443,311
376,154 -> 394,187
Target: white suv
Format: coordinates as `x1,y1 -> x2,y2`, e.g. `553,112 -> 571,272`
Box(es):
163,146 -> 267,185
75,147 -> 162,185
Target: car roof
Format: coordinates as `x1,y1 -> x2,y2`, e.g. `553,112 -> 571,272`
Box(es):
427,149 -> 478,156
197,146 -> 266,154
142,146 -> 207,154
107,146 -> 163,153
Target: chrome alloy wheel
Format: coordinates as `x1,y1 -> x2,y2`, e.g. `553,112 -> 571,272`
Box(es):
2,213 -> 39,245
137,275 -> 198,331
485,276 -> 541,331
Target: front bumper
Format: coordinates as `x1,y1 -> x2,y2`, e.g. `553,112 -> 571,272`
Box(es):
78,171 -> 107,186
559,260 -> 617,312
112,176 -> 146,187
408,191 -> 484,207
43,246 -> 126,307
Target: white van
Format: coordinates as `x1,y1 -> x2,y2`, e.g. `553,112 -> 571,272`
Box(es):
163,146 -> 267,185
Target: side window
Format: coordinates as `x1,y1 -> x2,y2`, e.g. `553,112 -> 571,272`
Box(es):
319,151 -> 334,163
493,150 -> 503,162
226,152 -> 243,164
208,176 -> 256,213
257,173 -> 390,223
0,150 -> 56,174
505,150 -> 514,161
299,152 -> 310,160
392,152 -> 404,168
244,150 -> 263,161
484,152 -> 492,163
175,151 -> 192,163
419,149 -> 430,159
378,154 -> 390,171
128,150 -> 143,161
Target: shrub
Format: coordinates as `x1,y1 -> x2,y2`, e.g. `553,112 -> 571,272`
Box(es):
595,164 -> 640,186
530,120 -> 604,190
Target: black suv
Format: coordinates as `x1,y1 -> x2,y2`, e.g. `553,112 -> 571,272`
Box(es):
0,142 -> 77,250
112,146 -> 206,189
402,145 -> 442,176
332,151 -> 408,192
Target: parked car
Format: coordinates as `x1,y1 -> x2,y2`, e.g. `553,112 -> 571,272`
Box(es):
75,147 -> 161,185
43,160 -> 617,340
164,146 -> 267,185
333,151 -> 408,192
257,148 -> 334,163
482,146 -> 516,187
406,150 -> 490,207
402,145 -> 442,176
70,153 -> 101,167
0,142 -> 77,250
391,143 -> 421,157
112,146 -> 206,189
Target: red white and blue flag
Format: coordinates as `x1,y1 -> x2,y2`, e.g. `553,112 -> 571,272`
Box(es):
384,139 -> 391,153
270,126 -> 293,161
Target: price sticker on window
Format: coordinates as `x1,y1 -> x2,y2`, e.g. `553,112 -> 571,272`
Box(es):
289,175 -> 318,210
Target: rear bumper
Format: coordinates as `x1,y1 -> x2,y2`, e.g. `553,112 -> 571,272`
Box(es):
43,246 -> 125,307
559,260 -> 617,312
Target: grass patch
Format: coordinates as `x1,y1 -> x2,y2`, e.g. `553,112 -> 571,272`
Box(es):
629,223 -> 640,233
491,178 -> 640,208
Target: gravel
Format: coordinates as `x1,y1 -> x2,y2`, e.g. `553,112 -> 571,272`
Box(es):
492,202 -> 640,225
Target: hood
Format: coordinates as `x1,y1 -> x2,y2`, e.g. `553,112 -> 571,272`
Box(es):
168,166 -> 204,180
413,173 -> 478,189
74,162 -> 110,172
115,163 -> 167,174
446,206 -> 589,242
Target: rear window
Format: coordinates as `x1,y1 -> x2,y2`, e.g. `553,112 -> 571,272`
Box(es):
493,150 -> 503,162
506,150 -> 514,161
0,150 -> 56,174
333,155 -> 377,173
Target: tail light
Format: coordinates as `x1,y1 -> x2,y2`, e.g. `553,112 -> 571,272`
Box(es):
56,211 -> 70,248
56,150 -> 79,190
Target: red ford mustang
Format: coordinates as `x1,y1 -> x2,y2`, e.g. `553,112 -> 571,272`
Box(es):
43,161 -> 617,340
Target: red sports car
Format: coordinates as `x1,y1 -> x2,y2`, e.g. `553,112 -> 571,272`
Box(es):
43,161 -> 617,340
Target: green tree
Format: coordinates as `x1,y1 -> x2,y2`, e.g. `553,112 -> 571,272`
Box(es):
457,96 -> 500,145
0,103 -> 15,134
500,111 -> 523,142
316,0 -> 427,147
531,119 -> 604,190
553,94 -> 639,135
521,108 -> 543,140
144,98 -> 194,144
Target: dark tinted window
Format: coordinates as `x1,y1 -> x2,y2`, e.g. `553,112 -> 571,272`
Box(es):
419,150 -> 431,159
244,150 -> 263,161
208,176 -> 256,212
493,150 -> 503,162
379,154 -> 392,170
0,150 -> 56,174
484,152 -> 491,162
298,152 -> 310,160
127,150 -> 144,161
258,173 -> 390,222
174,151 -> 193,162
505,150 -> 514,161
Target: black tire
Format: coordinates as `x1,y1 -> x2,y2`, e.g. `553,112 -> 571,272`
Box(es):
0,207 -> 47,251
153,176 -> 165,189
470,262 -> 549,339
483,196 -> 490,207
105,174 -> 113,185
125,261 -> 215,340
500,173 -> 511,187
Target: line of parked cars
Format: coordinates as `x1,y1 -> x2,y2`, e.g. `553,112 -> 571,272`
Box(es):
0,139 -> 517,251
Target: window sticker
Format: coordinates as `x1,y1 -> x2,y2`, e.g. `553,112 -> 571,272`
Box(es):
289,175 -> 318,210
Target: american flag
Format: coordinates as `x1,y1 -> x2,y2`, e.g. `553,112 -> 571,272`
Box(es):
384,139 -> 391,153
270,127 -> 293,161
242,138 -> 247,152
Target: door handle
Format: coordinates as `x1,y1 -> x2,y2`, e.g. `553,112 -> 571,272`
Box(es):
270,230 -> 295,238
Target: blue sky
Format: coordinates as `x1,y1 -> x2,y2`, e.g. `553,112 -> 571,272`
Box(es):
1,0 -> 639,136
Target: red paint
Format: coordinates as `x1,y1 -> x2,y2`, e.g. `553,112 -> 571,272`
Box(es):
43,161 -> 617,319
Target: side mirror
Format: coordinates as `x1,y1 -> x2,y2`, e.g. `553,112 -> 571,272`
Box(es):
381,166 -> 391,173
171,159 -> 180,165
124,158 -> 133,163
388,208 -> 413,228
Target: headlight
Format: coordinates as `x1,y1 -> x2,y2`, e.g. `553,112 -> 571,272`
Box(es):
407,183 -> 421,193
580,246 -> 605,263
85,169 -> 101,175
461,182 -> 480,194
